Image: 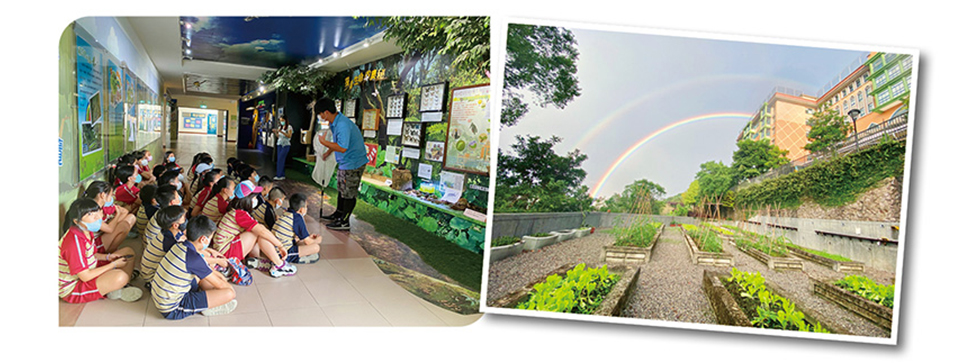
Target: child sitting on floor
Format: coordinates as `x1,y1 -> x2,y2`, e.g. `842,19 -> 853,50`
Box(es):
83,181 -> 137,253
59,198 -> 142,303
133,184 -> 158,237
142,185 -> 181,245
213,180 -> 297,277
151,215 -> 237,319
114,165 -> 142,214
252,181 -> 282,229
272,193 -> 322,264
191,169 -> 223,217
201,177 -> 235,224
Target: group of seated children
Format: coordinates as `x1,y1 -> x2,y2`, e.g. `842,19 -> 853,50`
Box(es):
59,150 -> 322,320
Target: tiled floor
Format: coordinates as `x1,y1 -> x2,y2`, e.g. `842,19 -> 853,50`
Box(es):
59,134 -> 482,327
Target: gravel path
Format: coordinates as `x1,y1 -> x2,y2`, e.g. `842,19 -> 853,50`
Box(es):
620,228 -> 717,324
487,231 -> 609,303
488,226 -> 896,338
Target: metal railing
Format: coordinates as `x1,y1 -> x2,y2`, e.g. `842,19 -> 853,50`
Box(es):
815,53 -> 872,98
736,113 -> 907,189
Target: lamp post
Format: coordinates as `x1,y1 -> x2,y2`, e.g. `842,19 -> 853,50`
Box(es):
847,109 -> 861,151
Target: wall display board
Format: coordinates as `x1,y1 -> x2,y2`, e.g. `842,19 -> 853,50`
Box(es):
361,109 -> 380,130
386,93 -> 406,118
124,68 -> 137,146
443,84 -> 491,175
75,33 -> 105,180
387,118 -> 403,135
104,56 -> 126,162
343,98 -> 358,118
402,147 -> 421,160
425,141 -> 445,162
402,122 -> 423,147
419,82 -> 447,112
365,143 -> 379,167
385,145 -> 401,164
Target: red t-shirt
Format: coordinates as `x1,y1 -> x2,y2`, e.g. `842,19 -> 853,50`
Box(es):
194,186 -> 212,208
115,184 -> 140,204
102,205 -> 117,221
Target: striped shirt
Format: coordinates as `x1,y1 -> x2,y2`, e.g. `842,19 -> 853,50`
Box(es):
140,225 -> 182,283
59,227 -> 98,299
134,203 -> 158,236
142,215 -> 162,245
151,241 -> 213,314
272,210 -> 310,251
201,196 -> 230,224
213,209 -> 258,256
251,200 -> 276,229
193,186 -> 212,209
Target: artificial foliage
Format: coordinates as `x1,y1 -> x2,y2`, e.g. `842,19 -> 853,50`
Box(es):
734,139 -> 905,209
727,268 -> 830,333
517,264 -> 620,314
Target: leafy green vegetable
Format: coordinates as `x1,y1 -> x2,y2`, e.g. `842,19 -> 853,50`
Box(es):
727,268 -> 829,333
491,236 -> 521,247
835,275 -> 894,308
517,264 -> 620,314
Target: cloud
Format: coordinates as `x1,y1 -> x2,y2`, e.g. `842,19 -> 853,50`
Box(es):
218,39 -> 289,66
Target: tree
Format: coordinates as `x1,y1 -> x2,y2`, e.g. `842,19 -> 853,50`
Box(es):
695,161 -> 736,200
503,24 -> 581,127
363,17 -> 490,75
732,139 -> 790,182
681,180 -> 700,206
495,135 -> 592,212
804,106 -> 851,156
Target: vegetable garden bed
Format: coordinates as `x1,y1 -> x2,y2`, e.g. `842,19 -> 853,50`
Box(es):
813,277 -> 893,330
489,237 -> 524,263
787,245 -> 865,273
602,224 -> 664,264
738,244 -> 805,271
522,233 -> 559,251
489,263 -> 641,317
680,225 -> 733,267
704,268 -> 835,334
551,230 -> 576,242
727,226 -> 804,271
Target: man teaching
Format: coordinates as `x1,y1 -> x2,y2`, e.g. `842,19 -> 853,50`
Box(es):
315,98 -> 368,231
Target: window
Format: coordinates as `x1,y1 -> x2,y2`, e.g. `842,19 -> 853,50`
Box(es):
891,81 -> 906,96
876,74 -> 888,85
850,96 -> 855,107
888,65 -> 901,79
902,57 -> 913,72
878,90 -> 892,105
884,53 -> 896,64
858,92 -> 864,102
872,58 -> 884,72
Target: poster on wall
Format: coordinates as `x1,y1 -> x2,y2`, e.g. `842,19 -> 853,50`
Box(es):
343,98 -> 358,118
207,113 -> 217,134
104,57 -> 125,162
386,119 -> 403,135
444,84 -> 491,175
385,145 -> 401,164
361,109 -> 379,130
124,69 -> 137,145
366,143 -> 379,167
402,147 -> 420,160
418,163 -> 433,180
76,34 -> 105,180
425,141 -> 445,162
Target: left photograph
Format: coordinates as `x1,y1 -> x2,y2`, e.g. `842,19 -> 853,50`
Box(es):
58,16 -> 490,327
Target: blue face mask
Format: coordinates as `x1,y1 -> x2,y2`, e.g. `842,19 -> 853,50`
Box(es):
83,219 -> 102,233
176,194 -> 183,205
134,174 -> 142,183
104,196 -> 114,207
168,156 -> 176,162
253,175 -> 259,183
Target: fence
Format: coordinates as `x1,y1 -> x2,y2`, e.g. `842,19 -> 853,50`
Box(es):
736,113 -> 907,189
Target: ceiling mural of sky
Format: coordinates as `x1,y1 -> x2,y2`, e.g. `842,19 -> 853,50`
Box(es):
180,16 -> 385,69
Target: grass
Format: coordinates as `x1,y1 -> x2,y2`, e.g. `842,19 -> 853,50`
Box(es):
284,167 -> 483,291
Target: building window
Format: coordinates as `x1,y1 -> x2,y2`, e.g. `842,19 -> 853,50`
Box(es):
902,57 -> 913,72
872,58 -> 884,72
878,90 -> 892,105
858,92 -> 864,102
850,96 -> 855,107
891,81 -> 906,96
876,74 -> 888,86
888,65 -> 901,79
884,53 -> 896,64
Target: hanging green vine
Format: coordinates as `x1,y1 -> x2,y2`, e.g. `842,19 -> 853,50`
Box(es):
259,65 -> 336,97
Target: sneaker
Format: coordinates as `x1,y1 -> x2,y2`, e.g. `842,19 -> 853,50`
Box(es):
297,253 -> 320,264
269,262 -> 297,278
106,286 -> 143,302
127,231 -> 139,239
321,211 -> 341,222
201,299 -> 238,317
325,219 -> 350,231
244,257 -> 272,272
273,176 -> 286,181
131,270 -> 141,282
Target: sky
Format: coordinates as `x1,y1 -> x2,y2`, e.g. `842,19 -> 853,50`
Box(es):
498,25 -> 870,200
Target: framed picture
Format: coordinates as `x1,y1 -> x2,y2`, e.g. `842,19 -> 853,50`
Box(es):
361,109 -> 380,131
386,93 -> 407,119
343,98 -> 358,118
419,82 -> 447,112
334,99 -> 343,114
402,122 -> 423,147
425,141 -> 445,163
443,83 -> 491,175
365,143 -> 379,167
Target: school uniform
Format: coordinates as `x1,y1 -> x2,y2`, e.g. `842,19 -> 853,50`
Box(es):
213,209 -> 258,261
193,186 -> 212,210
251,199 -> 276,229
272,209 -> 310,263
115,184 -> 140,205
139,226 -> 182,283
59,226 -> 103,303
142,214 -> 163,244
134,203 -> 159,236
151,241 -> 213,320
201,196 -> 230,224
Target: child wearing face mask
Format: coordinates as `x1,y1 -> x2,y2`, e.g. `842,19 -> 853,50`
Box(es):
84,181 -> 137,253
272,193 -> 322,264
136,150 -> 156,184
191,169 -> 223,217
214,181 -> 296,278
114,165 -> 143,214
59,199 -> 142,303
189,155 -> 215,196
142,185 -> 181,245
201,177 -> 235,224
251,179 -> 280,228
274,115 -> 293,181
151,215 -> 237,319
138,205 -> 188,286
165,161 -> 192,203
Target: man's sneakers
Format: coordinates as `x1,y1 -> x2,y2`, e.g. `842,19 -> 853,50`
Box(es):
202,299 -> 238,316
297,253 -> 320,264
273,176 -> 286,181
106,285 -> 143,302
325,219 -> 350,231
269,262 -> 298,278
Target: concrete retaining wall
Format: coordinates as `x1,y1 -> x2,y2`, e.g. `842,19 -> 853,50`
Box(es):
492,212 -> 699,240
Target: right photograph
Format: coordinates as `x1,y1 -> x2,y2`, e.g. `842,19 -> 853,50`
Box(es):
483,19 -> 916,345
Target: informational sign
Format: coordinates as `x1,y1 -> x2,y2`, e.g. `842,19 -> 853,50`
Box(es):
76,34 -> 105,180
365,143 -> 379,167
402,147 -> 420,160
440,171 -> 465,192
385,145 -> 401,164
418,163 -> 432,180
444,84 -> 491,175
104,57 -> 125,162
364,130 -> 377,139
420,112 -> 443,123
386,119 -> 403,135
464,208 -> 488,222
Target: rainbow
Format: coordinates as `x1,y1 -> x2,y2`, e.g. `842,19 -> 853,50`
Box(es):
589,112 -> 753,198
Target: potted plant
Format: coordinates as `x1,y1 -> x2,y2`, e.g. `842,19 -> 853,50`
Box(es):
490,236 -> 524,262
522,232 -> 559,251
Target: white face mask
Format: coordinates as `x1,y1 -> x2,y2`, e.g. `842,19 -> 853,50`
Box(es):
275,200 -> 283,209
176,181 -> 183,190
252,197 -> 259,209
